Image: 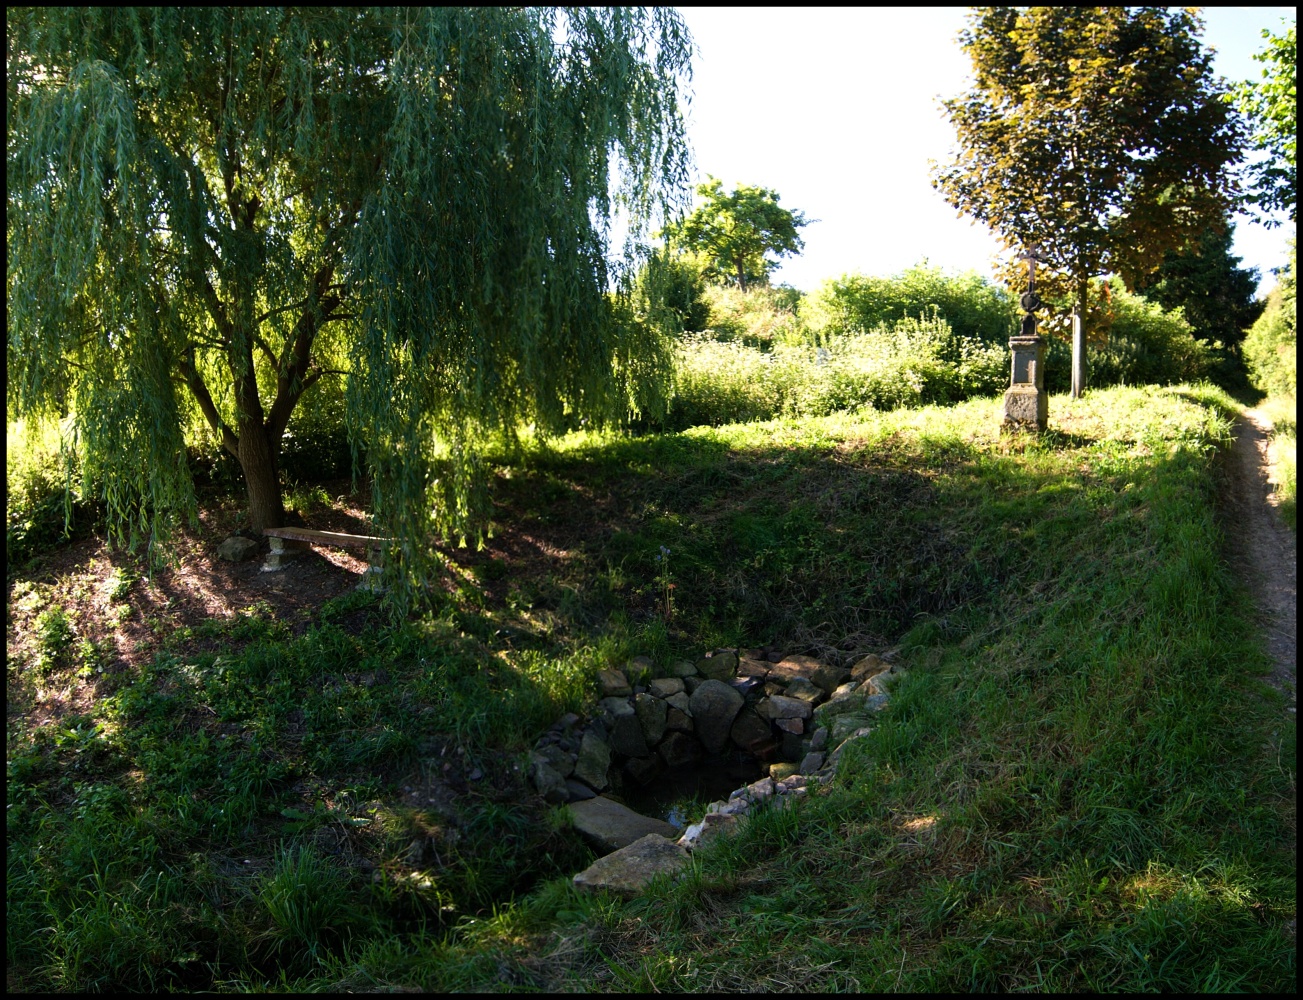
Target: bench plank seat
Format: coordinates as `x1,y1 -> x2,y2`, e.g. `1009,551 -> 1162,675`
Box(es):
263,527 -> 392,549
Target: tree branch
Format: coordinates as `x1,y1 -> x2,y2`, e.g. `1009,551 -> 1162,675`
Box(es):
179,350 -> 240,457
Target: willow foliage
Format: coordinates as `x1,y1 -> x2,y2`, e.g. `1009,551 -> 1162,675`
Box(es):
7,8 -> 692,579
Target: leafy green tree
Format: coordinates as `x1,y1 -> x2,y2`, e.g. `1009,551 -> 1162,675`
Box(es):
1243,242 -> 1297,398
933,7 -> 1243,397
1231,21 -> 1296,222
7,8 -> 692,571
1136,210 -> 1263,350
665,177 -> 809,292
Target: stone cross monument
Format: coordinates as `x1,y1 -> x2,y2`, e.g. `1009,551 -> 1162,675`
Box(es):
1003,248 -> 1048,431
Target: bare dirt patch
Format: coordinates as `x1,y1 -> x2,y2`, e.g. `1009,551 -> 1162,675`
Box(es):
1222,409 -> 1296,704
6,481 -> 379,729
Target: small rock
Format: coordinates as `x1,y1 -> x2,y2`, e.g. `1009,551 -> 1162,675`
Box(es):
598,669 -> 633,697
811,663 -> 851,695
634,693 -> 668,745
768,654 -> 822,684
809,727 -> 829,751
664,706 -> 694,733
745,777 -> 775,800
533,744 -> 575,778
777,774 -> 809,792
782,677 -> 825,704
799,751 -> 825,774
729,707 -> 773,752
217,535 -> 260,562
556,712 -> 581,729
695,652 -> 737,681
599,696 -> 635,719
769,762 -> 800,781
736,657 -> 771,678
573,731 -> 612,791
850,654 -> 889,682
830,715 -> 874,744
564,779 -> 597,801
531,759 -> 569,803
762,695 -> 812,720
813,689 -> 873,725
668,660 -> 698,678
765,650 -> 786,663
729,676 -> 763,698
649,677 -> 684,698
657,730 -> 701,767
573,833 -> 688,895
664,692 -> 692,715
607,709 -> 651,758
830,726 -> 875,762
830,680 -> 861,700
775,716 -> 804,735
676,812 -> 739,851
467,767 -> 483,781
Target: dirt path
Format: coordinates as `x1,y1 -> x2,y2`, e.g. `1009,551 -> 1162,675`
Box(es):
1224,408 -> 1296,706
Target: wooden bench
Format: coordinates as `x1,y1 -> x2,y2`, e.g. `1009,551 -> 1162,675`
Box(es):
262,527 -> 393,590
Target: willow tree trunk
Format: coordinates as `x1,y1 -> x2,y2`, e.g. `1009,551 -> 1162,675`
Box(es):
1072,276 -> 1089,399
238,418 -> 286,533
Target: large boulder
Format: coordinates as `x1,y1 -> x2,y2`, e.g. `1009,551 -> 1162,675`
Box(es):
573,731 -> 612,791
688,679 -> 744,753
568,796 -> 678,854
572,833 -> 687,895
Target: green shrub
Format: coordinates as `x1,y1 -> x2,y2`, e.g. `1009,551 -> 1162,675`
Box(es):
1243,253 -> 1297,399
6,421 -> 99,568
1067,281 -> 1214,391
659,314 -> 1009,430
700,284 -> 806,348
802,263 -> 1017,345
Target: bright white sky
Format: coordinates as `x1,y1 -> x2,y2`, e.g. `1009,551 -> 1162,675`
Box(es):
672,6 -> 1296,295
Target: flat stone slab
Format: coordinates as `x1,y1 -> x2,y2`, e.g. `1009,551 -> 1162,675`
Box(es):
568,796 -> 678,854
572,834 -> 688,896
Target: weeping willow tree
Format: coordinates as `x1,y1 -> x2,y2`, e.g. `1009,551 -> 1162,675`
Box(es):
7,7 -> 692,578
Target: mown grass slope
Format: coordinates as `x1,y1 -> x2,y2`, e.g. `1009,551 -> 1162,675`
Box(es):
6,386 -> 1295,991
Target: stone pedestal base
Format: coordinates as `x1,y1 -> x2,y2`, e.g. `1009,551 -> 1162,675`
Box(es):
260,536 -> 310,572
1003,386 -> 1048,431
357,546 -> 387,592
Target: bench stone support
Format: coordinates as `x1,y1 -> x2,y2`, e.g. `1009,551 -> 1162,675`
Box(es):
261,535 -> 310,572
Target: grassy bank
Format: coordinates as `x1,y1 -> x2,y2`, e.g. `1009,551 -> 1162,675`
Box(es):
7,386 -> 1295,991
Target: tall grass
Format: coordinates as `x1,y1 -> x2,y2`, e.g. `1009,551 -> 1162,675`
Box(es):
661,314 -> 1008,431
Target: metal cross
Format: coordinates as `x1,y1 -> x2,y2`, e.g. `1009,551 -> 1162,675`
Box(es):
1017,246 -> 1047,293
1017,247 -> 1047,314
